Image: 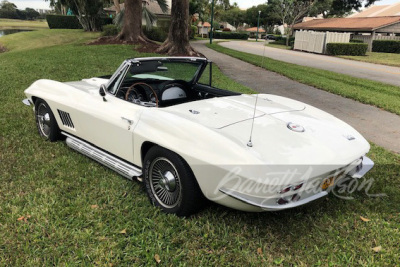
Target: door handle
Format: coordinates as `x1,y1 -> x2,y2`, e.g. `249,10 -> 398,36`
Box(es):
121,117 -> 134,125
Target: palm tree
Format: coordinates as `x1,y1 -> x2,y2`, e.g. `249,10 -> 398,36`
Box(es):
157,0 -> 200,56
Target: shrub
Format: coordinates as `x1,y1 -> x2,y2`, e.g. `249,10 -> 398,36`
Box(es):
190,25 -> 197,39
274,36 -> 295,45
143,26 -> 168,42
350,39 -> 364,43
46,15 -> 82,29
372,40 -> 400,53
101,24 -> 118,36
326,43 -> 368,56
209,31 -> 248,40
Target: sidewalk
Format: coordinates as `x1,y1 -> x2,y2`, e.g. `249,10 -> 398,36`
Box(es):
220,41 -> 400,87
192,41 -> 400,154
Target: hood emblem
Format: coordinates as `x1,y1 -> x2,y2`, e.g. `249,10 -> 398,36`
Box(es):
344,134 -> 356,141
189,109 -> 200,114
287,122 -> 305,132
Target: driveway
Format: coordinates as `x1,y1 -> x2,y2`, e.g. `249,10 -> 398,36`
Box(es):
191,41 -> 400,154
219,41 -> 400,87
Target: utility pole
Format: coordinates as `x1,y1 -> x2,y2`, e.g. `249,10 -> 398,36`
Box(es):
256,10 -> 261,41
210,0 -> 215,44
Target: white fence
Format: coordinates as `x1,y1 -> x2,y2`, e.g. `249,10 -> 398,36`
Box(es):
352,35 -> 400,51
294,30 -> 351,54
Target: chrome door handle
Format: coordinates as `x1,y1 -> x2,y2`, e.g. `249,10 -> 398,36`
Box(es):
121,117 -> 134,125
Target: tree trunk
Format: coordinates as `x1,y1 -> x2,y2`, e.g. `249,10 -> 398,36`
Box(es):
157,0 -> 200,56
113,0 -> 121,14
116,0 -> 152,43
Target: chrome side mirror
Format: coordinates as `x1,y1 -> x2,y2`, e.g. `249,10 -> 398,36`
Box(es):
99,84 -> 107,101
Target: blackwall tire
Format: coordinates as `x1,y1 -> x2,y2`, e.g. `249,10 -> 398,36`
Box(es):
144,146 -> 205,216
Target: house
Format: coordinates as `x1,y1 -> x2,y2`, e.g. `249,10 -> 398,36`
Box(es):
197,22 -> 211,37
293,16 -> 400,51
219,22 -> 236,31
246,27 -> 265,38
104,2 -> 171,27
348,2 -> 400,18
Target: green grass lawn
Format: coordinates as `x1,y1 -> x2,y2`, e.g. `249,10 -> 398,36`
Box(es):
207,43 -> 400,116
266,42 -> 292,50
0,18 -> 48,29
339,52 -> 400,67
0,29 -> 99,52
0,30 -> 399,265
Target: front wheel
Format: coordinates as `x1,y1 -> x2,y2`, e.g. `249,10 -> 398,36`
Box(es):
35,99 -> 61,142
144,146 -> 205,216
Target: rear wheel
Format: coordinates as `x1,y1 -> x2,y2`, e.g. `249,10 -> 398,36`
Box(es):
35,99 -> 60,142
144,146 -> 205,216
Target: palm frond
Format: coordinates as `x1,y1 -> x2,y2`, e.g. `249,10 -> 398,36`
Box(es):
143,6 -> 157,30
153,0 -> 169,14
113,8 -> 124,28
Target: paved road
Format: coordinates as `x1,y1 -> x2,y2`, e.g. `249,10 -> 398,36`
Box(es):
192,41 -> 400,154
219,41 -> 400,87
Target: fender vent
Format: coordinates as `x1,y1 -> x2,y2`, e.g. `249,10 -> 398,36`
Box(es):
58,110 -> 75,128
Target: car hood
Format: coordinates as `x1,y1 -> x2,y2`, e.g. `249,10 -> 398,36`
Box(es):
64,78 -> 109,92
166,94 -> 305,129
167,94 -> 369,165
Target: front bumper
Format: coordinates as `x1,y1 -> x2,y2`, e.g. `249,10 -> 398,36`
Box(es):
219,156 -> 374,211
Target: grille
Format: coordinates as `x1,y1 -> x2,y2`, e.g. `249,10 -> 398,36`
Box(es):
57,110 -> 75,128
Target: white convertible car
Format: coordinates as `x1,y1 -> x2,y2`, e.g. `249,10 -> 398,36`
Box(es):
23,57 -> 374,216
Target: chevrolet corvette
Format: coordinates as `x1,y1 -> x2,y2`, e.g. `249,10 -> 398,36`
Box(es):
23,57 -> 374,216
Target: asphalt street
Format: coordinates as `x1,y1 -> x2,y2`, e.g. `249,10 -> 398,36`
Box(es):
219,40 -> 400,87
191,41 -> 400,154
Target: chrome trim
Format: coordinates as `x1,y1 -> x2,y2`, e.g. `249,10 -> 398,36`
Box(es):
349,156 -> 374,179
219,187 -> 328,211
63,132 -> 142,180
121,117 -> 134,125
22,98 -> 31,106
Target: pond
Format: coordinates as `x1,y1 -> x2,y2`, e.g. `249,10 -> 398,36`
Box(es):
0,29 -> 32,37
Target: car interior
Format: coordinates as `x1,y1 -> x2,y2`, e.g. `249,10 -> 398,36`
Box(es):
108,60 -> 241,108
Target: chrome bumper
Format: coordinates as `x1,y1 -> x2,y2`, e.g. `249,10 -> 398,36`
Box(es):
348,156 -> 374,179
219,156 -> 374,211
22,98 -> 32,106
219,187 -> 328,211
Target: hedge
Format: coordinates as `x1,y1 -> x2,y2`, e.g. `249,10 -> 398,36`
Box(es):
143,26 -> 168,42
102,24 -> 118,37
350,39 -> 364,43
274,36 -> 295,45
372,40 -> 400,53
326,43 -> 368,56
209,31 -> 248,40
46,15 -> 82,29
46,15 -> 113,30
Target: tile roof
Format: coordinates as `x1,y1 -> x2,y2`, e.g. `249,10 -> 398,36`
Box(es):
246,27 -> 266,32
293,16 -> 400,31
349,2 -> 400,17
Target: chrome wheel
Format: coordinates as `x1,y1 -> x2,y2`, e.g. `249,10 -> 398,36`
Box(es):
36,102 -> 52,138
34,99 -> 61,142
149,157 -> 182,209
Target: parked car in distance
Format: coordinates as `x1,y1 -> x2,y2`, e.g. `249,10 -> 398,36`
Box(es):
23,57 -> 374,216
264,34 -> 277,40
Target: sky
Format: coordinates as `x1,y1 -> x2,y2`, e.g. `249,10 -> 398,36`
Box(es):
233,0 -> 399,9
9,0 -> 400,11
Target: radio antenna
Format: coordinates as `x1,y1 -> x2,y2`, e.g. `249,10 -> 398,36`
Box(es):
247,94 -> 259,147
247,38 -> 267,148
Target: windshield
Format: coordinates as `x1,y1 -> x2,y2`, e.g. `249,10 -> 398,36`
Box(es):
126,60 -> 203,82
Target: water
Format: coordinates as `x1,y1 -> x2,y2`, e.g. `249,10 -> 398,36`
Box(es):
0,29 -> 32,37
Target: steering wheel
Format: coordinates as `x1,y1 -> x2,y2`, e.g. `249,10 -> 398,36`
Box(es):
125,82 -> 159,107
